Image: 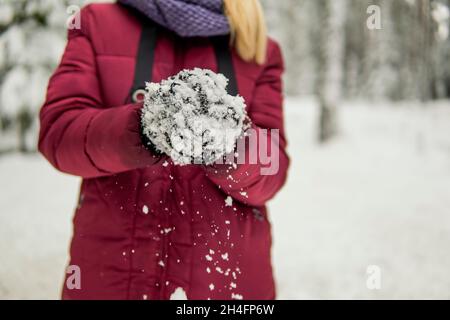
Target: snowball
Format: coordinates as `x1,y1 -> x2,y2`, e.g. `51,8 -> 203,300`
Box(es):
141,68 -> 249,165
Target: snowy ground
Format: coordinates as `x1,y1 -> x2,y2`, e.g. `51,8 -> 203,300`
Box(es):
1,98 -> 450,299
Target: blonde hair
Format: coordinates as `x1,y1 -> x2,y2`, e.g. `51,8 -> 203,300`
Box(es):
223,0 -> 267,65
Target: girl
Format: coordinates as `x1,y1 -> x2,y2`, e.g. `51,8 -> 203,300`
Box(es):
39,0 -> 289,300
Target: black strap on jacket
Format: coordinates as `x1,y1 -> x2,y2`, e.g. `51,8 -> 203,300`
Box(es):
128,25 -> 239,103
128,22 -> 158,103
211,35 -> 238,96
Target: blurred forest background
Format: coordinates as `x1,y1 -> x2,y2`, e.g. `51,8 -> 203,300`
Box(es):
1,0 -> 449,151
1,0 -> 450,299
265,0 -> 450,100
263,0 -> 450,141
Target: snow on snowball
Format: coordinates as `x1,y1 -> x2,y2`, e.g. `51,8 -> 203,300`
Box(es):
141,68 -> 249,165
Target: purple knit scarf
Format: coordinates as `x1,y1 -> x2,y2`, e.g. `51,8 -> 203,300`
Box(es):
118,0 -> 230,37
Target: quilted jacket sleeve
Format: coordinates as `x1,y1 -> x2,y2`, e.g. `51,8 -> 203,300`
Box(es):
38,7 -> 163,178
204,41 -> 290,207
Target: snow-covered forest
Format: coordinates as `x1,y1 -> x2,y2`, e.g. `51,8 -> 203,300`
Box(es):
1,0 -> 450,299
262,0 -> 450,141
264,0 -> 450,100
0,0 -> 84,152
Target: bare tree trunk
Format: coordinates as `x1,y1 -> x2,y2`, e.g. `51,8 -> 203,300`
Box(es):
17,110 -> 32,153
315,0 -> 346,143
417,0 -> 433,101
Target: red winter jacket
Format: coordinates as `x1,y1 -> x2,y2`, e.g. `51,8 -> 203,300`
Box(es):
39,3 -> 289,300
